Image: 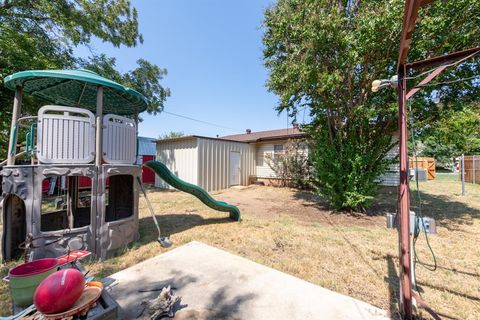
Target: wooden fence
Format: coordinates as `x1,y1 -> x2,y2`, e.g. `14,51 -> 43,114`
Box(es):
409,157 -> 436,180
462,155 -> 480,184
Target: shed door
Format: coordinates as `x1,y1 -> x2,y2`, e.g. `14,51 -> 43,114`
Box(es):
229,151 -> 241,186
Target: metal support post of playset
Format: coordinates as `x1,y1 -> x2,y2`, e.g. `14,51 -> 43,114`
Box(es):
134,112 -> 139,162
94,85 -> 103,257
7,86 -> 23,166
95,86 -> 104,167
397,67 -> 413,320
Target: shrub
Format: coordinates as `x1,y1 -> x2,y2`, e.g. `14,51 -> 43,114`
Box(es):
308,123 -> 395,212
265,139 -> 311,189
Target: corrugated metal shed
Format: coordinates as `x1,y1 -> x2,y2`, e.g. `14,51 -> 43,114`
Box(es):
156,137 -> 198,189
156,136 -> 255,192
138,136 -> 157,156
197,137 -> 255,191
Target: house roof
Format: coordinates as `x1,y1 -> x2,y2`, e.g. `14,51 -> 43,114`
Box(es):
221,128 -> 305,143
155,128 -> 306,145
155,135 -> 248,144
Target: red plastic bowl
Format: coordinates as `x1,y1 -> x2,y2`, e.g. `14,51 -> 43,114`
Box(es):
34,268 -> 85,314
9,258 -> 58,277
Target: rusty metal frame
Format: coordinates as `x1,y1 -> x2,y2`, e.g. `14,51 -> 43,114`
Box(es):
396,0 -> 478,319
406,46 -> 480,71
406,65 -> 447,99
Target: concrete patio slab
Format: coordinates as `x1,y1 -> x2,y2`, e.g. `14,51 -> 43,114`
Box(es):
105,241 -> 390,319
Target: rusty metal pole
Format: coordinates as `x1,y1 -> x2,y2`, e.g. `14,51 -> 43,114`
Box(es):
397,67 -> 413,320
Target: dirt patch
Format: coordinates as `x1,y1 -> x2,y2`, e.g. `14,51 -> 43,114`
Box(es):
211,185 -> 387,227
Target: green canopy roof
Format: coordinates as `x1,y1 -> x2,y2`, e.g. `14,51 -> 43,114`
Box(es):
3,69 -> 148,115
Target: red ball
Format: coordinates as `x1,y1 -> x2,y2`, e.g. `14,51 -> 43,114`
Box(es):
33,268 -> 85,314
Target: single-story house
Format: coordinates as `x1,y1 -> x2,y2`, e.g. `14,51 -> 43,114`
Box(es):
376,133 -> 400,187
155,127 -> 306,191
154,127 -> 400,192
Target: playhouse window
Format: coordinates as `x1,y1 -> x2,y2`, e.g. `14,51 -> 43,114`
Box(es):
105,175 -> 134,222
41,176 -> 92,232
2,195 -> 26,260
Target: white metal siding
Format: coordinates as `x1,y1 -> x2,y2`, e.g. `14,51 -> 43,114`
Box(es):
378,136 -> 400,186
197,138 -> 255,191
155,138 -> 198,189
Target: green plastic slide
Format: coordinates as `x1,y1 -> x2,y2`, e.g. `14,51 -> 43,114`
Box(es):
144,160 -> 241,221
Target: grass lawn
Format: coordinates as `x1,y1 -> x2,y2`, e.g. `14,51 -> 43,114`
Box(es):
1,173 -> 479,319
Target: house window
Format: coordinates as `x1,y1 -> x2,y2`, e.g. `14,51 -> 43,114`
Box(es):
273,144 -> 284,160
257,153 -> 264,166
41,176 -> 92,232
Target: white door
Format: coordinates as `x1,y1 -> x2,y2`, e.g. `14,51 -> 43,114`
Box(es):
229,151 -> 241,186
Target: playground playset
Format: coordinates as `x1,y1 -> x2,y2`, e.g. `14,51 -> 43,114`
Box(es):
0,69 -> 240,265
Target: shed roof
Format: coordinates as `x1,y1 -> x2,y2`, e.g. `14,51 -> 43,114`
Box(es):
4,69 -> 147,115
221,128 -> 305,143
155,135 -> 246,144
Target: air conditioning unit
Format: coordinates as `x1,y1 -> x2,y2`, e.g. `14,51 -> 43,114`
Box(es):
410,168 -> 427,181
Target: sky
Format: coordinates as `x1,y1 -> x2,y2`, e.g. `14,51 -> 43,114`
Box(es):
75,0 -> 299,139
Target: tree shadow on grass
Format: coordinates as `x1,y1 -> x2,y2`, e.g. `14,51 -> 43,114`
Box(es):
138,214 -> 234,244
370,186 -> 479,230
291,187 -> 396,217
384,254 -> 401,320
293,186 -> 479,230
408,191 -> 479,231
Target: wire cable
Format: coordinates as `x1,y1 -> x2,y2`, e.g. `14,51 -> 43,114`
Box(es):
162,110 -> 240,132
407,102 -> 438,279
413,75 -> 479,89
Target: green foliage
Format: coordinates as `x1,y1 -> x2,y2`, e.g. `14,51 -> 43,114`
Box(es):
0,0 -> 169,159
308,118 -> 394,211
264,139 -> 311,189
418,106 -> 480,166
262,0 -> 480,211
159,131 -> 185,140
79,55 -> 170,114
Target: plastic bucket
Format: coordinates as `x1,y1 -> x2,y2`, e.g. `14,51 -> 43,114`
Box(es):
8,258 -> 58,307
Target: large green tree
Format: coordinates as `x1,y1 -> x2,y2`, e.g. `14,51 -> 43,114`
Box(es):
263,0 -> 480,210
418,105 -> 480,166
0,0 -> 169,158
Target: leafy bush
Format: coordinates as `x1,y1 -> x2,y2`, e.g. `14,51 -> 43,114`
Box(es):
265,139 -> 311,189
308,121 -> 395,212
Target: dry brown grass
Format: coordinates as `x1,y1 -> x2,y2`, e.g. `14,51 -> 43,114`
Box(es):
1,174 -> 479,319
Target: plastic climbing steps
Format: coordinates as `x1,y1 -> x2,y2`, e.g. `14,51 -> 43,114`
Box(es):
143,160 -> 241,221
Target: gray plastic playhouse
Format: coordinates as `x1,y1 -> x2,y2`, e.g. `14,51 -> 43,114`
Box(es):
1,69 -> 146,261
